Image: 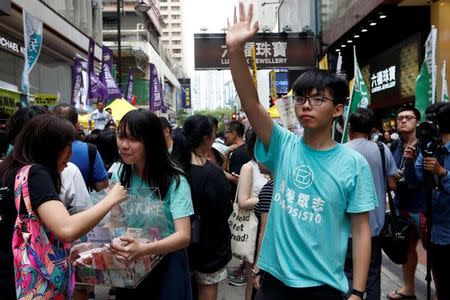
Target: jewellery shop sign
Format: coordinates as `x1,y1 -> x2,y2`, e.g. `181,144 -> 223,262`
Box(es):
194,32 -> 316,70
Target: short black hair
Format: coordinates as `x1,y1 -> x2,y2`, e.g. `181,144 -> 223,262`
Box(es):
397,104 -> 421,121
53,103 -> 78,126
292,69 -> 349,105
227,120 -> 245,137
437,103 -> 450,134
349,108 -> 375,135
7,106 -> 49,144
159,117 -> 172,131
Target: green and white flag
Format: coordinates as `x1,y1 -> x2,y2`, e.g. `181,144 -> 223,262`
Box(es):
415,26 -> 437,120
341,46 -> 370,143
442,60 -> 448,102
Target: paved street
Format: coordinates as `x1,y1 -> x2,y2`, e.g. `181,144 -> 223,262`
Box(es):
94,242 -> 435,300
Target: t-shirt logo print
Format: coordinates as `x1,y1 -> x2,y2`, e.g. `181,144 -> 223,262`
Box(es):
293,165 -> 314,189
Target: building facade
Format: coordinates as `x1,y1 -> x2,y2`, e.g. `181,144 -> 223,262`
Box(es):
159,0 -> 183,75
320,0 -> 450,130
102,0 -> 181,114
0,0 -> 103,115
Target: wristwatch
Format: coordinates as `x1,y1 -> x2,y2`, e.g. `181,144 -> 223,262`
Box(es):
351,289 -> 366,299
251,268 -> 262,277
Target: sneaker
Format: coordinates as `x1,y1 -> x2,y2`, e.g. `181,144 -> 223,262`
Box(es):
228,271 -> 247,286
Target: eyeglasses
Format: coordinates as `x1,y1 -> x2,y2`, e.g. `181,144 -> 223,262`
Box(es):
293,95 -> 335,106
397,115 -> 416,121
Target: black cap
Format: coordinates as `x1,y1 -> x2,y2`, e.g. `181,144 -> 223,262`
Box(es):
159,117 -> 172,129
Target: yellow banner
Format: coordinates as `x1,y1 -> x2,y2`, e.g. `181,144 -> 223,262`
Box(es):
0,88 -> 21,116
319,54 -> 329,70
250,45 -> 258,88
270,69 -> 277,100
34,93 -> 59,107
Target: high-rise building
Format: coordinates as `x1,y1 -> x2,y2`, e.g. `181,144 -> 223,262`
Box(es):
102,0 -> 181,113
159,0 -> 184,75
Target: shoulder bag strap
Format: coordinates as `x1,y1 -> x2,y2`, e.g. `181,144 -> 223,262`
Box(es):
14,165 -> 34,216
377,141 -> 399,223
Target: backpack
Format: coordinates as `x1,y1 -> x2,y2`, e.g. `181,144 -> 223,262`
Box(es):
12,165 -> 74,299
86,142 -> 97,190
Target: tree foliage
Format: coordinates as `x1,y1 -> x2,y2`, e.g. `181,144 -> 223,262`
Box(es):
194,107 -> 235,132
176,108 -> 190,127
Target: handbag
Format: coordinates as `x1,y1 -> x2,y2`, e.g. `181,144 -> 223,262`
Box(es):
228,181 -> 258,264
376,142 -> 414,264
12,165 -> 75,299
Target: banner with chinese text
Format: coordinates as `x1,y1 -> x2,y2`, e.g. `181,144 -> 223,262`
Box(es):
194,33 -> 315,70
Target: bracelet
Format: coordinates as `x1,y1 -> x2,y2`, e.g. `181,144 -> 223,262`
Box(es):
251,268 -> 261,277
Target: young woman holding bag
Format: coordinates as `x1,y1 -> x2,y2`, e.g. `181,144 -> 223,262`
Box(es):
0,115 -> 128,300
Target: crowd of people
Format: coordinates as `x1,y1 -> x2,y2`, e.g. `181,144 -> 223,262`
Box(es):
0,4 -> 449,300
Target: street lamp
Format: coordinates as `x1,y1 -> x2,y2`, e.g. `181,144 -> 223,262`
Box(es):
135,0 -> 151,13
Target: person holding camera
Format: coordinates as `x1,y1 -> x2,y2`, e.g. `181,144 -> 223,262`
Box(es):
403,103 -> 450,300
387,106 -> 425,300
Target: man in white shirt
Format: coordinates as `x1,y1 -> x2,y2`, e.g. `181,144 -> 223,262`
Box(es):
60,162 -> 92,214
89,100 -> 111,131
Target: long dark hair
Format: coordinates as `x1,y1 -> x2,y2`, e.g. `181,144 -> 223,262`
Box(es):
175,115 -> 213,172
0,114 -> 77,193
117,109 -> 182,199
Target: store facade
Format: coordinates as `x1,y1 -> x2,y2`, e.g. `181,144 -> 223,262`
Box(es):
0,0 -> 102,115
321,0 -> 450,131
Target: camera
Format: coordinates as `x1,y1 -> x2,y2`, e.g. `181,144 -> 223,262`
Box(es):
415,103 -> 445,157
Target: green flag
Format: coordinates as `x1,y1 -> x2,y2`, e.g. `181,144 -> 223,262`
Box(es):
415,26 -> 437,121
341,46 -> 370,143
442,60 -> 448,102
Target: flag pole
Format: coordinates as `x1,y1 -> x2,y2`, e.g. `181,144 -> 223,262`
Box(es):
341,46 -> 357,143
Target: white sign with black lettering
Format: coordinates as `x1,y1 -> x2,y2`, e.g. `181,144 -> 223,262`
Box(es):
371,66 -> 396,93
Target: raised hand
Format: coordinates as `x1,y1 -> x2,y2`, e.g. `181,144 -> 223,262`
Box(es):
226,2 -> 259,49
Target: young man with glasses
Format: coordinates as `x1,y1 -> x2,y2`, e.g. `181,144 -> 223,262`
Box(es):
226,3 -> 377,299
387,106 -> 425,300
403,103 -> 450,300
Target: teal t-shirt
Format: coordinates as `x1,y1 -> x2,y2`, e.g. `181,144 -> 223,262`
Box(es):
255,123 -> 377,292
112,164 -> 194,237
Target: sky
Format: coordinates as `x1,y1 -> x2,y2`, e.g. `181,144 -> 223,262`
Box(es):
181,0 -> 279,110
182,0 -> 236,77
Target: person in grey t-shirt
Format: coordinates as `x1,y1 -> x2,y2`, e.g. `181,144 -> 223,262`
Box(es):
344,108 -> 399,300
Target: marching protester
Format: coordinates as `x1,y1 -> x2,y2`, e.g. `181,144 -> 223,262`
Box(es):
226,4 -> 377,300
403,102 -> 450,300
235,129 -> 269,299
0,114 -> 128,299
109,109 -> 194,300
344,108 -> 398,300
89,100 -> 112,131
177,115 -> 233,300
387,106 -> 425,300
53,104 -> 109,191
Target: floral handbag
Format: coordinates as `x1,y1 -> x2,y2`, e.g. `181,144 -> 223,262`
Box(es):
12,165 -> 74,299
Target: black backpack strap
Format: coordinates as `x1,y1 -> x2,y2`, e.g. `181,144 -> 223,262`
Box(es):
87,143 -> 97,189
377,141 -> 399,223
376,141 -> 387,179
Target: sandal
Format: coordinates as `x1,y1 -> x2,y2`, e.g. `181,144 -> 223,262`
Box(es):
387,290 -> 417,300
